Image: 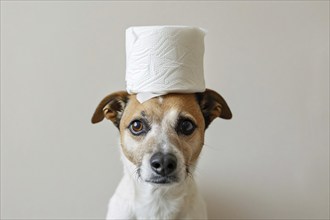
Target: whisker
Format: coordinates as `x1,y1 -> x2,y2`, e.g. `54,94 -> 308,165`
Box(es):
184,163 -> 195,183
131,167 -> 142,183
203,142 -> 231,151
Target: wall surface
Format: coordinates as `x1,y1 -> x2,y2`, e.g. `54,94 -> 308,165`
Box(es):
1,1 -> 329,219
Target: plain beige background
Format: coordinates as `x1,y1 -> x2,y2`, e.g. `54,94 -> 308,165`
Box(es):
1,1 -> 329,219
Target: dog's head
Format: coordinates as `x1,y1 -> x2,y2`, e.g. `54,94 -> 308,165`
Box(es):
92,89 -> 232,185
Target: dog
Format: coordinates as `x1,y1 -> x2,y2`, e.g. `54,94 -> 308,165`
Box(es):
92,88 -> 232,219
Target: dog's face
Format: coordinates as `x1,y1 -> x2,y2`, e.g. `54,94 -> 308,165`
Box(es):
92,89 -> 231,185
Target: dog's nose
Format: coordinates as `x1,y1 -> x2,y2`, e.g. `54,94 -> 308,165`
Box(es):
150,153 -> 177,176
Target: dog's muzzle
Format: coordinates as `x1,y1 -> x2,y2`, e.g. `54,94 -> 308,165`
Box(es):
146,152 -> 178,184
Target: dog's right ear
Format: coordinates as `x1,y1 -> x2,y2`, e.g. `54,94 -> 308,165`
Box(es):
91,91 -> 129,128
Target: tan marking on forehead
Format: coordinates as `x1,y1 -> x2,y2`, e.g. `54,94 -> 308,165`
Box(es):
120,94 -> 205,129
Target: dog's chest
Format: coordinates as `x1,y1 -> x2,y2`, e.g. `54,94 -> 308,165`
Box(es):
134,186 -> 186,219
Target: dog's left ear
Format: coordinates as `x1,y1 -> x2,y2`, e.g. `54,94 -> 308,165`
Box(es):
196,88 -> 232,129
91,91 -> 129,128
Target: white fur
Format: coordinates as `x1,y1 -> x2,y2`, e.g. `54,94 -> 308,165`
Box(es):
106,109 -> 207,219
106,151 -> 207,219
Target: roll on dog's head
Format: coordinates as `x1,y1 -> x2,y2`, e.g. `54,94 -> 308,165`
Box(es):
92,89 -> 232,185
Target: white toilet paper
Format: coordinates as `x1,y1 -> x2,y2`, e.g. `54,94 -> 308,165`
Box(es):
125,26 -> 206,103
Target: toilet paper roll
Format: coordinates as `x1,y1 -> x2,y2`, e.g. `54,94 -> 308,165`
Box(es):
125,26 -> 206,103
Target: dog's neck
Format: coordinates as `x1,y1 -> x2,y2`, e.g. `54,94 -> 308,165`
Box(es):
120,149 -> 198,219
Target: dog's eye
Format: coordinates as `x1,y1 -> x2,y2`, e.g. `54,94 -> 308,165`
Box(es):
129,120 -> 145,135
178,119 -> 196,136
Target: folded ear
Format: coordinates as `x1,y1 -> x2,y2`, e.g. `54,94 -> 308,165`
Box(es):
196,89 -> 232,129
91,91 -> 129,128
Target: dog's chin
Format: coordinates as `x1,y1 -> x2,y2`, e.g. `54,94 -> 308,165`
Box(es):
145,176 -> 179,185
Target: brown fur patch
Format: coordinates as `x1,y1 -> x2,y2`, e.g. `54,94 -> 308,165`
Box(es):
91,91 -> 129,126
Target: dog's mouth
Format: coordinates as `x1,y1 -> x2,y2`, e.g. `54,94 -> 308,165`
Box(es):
145,175 -> 178,184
